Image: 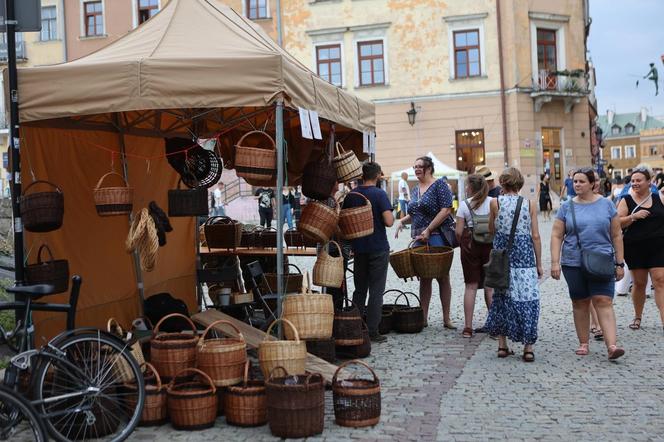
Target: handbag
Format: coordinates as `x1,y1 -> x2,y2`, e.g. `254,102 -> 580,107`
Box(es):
439,215 -> 459,248
569,201 -> 615,281
483,196 -> 523,290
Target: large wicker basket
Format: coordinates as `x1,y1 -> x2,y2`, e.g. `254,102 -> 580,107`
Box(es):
333,142 -> 362,183
93,172 -> 134,216
20,180 -> 64,232
150,313 -> 199,381
167,368 -> 217,430
282,273 -> 334,339
258,318 -> 307,379
224,361 -> 267,427
123,362 -> 168,427
411,244 -> 454,279
302,153 -> 337,201
204,216 -> 243,249
168,179 -> 208,217
333,297 -> 364,346
265,367 -> 325,439
24,244 -> 69,295
389,240 -> 418,281
298,200 -> 339,244
339,192 -> 374,239
312,240 -> 344,288
392,291 -> 425,333
197,320 -> 247,387
234,130 -> 277,183
332,360 -> 381,427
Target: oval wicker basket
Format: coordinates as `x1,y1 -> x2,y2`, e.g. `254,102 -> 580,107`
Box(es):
332,359 -> 381,427
333,142 -> 362,183
167,368 -> 217,431
20,180 -> 64,232
224,361 -> 267,427
234,130 -> 277,183
389,240 -> 418,281
339,192 -> 374,239
298,200 -> 339,244
410,244 -> 454,279
258,318 -> 307,379
282,273 -> 334,339
333,297 -> 364,346
24,244 -> 69,295
392,291 -> 425,334
197,319 -> 247,387
93,172 -> 134,216
150,313 -> 199,381
204,216 -> 243,250
302,153 -> 337,201
123,362 -> 168,427
312,240 -> 344,288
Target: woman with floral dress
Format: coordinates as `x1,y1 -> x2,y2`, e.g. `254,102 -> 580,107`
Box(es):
485,168 -> 543,362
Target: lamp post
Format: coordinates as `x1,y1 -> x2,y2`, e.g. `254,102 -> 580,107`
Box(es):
406,102 -> 417,126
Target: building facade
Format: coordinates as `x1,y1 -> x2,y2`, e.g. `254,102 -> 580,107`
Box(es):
280,0 -> 595,196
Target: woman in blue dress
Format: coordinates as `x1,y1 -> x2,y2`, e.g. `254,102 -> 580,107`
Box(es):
395,156 -> 455,328
485,168 -> 543,362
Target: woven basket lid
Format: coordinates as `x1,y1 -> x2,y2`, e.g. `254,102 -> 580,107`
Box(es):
165,138 -> 222,189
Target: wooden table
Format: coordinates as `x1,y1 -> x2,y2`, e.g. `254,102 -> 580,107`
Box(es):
200,247 -> 318,257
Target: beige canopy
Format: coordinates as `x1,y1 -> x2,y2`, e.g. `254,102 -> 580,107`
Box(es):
15,0 -> 375,132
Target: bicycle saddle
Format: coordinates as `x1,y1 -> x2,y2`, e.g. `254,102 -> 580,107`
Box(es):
6,284 -> 55,297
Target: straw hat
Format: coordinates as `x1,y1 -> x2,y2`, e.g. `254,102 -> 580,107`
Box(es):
474,166 -> 496,181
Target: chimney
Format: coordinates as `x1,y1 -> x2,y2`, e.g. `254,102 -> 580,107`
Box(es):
641,107 -> 648,123
607,110 -> 615,125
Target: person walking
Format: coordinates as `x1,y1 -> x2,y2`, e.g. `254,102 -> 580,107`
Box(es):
617,166 -> 664,332
213,183 -> 225,216
395,156 -> 456,328
293,185 -> 303,226
254,186 -> 275,228
398,171 -> 410,223
475,166 -> 501,197
538,174 -> 553,221
280,187 -> 295,230
455,174 -> 494,338
485,168 -> 542,362
551,168 -> 625,359
560,170 -> 576,202
349,162 -> 394,342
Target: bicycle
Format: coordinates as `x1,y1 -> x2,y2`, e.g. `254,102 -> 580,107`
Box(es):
0,276 -> 145,441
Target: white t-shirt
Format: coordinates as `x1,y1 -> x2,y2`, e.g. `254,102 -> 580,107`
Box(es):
398,179 -> 410,201
456,197 -> 492,227
213,188 -> 222,205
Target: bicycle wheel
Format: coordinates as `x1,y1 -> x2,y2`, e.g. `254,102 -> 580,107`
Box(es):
31,330 -> 145,442
0,384 -> 48,442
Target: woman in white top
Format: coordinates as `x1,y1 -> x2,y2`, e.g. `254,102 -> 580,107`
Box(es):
455,174 -> 494,338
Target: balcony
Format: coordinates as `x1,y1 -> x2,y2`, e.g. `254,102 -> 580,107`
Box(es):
0,41 -> 27,62
530,69 -> 590,113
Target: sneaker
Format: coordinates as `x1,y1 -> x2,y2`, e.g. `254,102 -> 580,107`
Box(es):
617,292 -> 628,297
369,333 -> 387,343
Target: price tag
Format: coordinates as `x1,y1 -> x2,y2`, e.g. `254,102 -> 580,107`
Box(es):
309,110 -> 322,140
298,107 -> 313,139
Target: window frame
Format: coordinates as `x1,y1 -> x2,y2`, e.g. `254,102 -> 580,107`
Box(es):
81,0 -> 104,37
245,0 -> 269,20
624,144 -> 636,159
530,19 -> 567,87
453,29 -> 481,79
611,125 -> 621,136
357,39 -> 386,87
40,6 -> 58,41
315,43 -> 343,87
455,129 -> 485,173
137,0 -> 159,25
536,28 -> 557,72
610,146 -> 622,160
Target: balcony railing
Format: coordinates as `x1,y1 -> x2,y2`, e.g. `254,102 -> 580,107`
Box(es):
0,41 -> 26,61
534,69 -> 589,94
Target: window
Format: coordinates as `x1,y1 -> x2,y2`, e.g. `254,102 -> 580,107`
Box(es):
624,124 -> 635,135
624,145 -> 636,159
138,0 -> 159,24
84,1 -> 103,36
453,30 -> 480,78
246,0 -> 267,20
455,130 -> 485,173
40,6 -> 57,41
612,169 -> 622,180
536,28 -> 557,89
611,125 -> 621,136
650,145 -> 659,156
358,40 -> 384,86
316,44 -> 342,87
611,146 -> 622,159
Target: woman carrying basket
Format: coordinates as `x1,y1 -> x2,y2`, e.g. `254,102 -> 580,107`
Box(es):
395,156 -> 455,329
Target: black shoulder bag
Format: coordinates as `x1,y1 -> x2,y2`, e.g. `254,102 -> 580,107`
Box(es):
484,196 -> 523,290
569,200 -> 615,281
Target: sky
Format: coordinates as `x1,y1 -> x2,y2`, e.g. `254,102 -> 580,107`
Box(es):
588,0 -> 664,117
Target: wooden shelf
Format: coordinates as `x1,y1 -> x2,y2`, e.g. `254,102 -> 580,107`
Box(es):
200,247 -> 318,257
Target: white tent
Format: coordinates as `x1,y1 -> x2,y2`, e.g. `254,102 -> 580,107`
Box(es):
391,152 -> 465,181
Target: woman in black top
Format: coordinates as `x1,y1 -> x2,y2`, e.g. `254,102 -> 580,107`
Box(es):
538,174 -> 552,221
617,166 -> 664,332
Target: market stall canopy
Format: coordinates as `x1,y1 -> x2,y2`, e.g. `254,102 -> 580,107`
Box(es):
13,0 -> 375,133
390,152 -> 465,180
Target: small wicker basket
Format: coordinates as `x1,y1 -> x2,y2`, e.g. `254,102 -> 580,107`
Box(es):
298,200 -> 339,244
332,360 -> 381,428
389,240 -> 418,281
333,297 -> 364,346
167,368 -> 217,431
333,142 -> 362,183
258,318 -> 307,379
123,362 -> 168,427
20,180 -> 64,232
234,130 -> 277,183
197,320 -> 247,387
224,361 -> 267,427
339,192 -> 374,239
312,240 -> 344,288
150,313 -> 199,381
411,244 -> 454,279
392,291 -> 425,333
282,273 -> 334,339
93,172 -> 134,216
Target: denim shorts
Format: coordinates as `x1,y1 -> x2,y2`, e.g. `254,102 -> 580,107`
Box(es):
561,265 -> 615,300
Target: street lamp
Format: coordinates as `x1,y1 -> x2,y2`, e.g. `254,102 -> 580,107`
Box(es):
406,102 -> 417,126
607,164 -> 614,177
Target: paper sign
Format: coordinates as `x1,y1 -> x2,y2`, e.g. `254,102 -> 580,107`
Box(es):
298,107 -> 313,139
309,110 -> 322,140
363,132 -> 369,154
369,132 -> 376,154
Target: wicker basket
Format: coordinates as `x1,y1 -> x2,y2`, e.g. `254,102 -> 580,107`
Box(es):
167,368 -> 217,430
123,362 -> 168,426
204,216 -> 243,249
93,172 -> 134,216
393,291 -> 425,333
224,361 -> 267,427
379,307 -> 394,335
265,367 -> 325,439
298,200 -> 339,244
339,192 -> 374,239
258,318 -> 307,379
168,179 -> 208,217
262,263 -> 304,294
332,360 -> 381,427
24,244 -> 69,295
305,337 -> 336,363
333,142 -> 362,183
389,240 -> 418,281
338,321 -> 371,359
302,153 -> 337,201
234,130 -> 277,183
20,180 -> 64,232
106,318 -> 146,382
313,240 -> 344,288
411,244 -> 454,279
282,273 -> 334,339
241,225 -> 260,248
333,297 -> 364,346
150,313 -> 199,381
258,227 -> 278,248
284,228 -> 318,249
197,320 -> 247,387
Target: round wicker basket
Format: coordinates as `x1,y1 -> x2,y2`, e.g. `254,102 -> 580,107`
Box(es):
224,361 -> 267,427
282,273 -> 334,339
93,172 -> 134,216
258,318 -> 307,379
332,360 -> 381,428
312,241 -> 344,288
167,368 -> 217,430
150,313 -> 199,381
197,319 -> 247,387
410,244 -> 454,279
298,200 -> 339,244
339,192 -> 374,239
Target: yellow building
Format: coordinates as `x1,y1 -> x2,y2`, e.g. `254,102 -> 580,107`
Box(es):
281,0 -> 596,196
640,128 -> 664,172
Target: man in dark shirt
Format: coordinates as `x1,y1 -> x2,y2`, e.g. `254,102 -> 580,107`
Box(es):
254,187 -> 275,228
476,166 -> 501,197
346,162 -> 394,342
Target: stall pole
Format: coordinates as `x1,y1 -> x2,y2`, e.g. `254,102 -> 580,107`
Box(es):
275,99 -> 285,333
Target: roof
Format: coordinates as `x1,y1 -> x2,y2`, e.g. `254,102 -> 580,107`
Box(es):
12,0 -> 374,132
597,112 -> 664,139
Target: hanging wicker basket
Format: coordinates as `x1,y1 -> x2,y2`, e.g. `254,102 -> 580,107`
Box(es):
339,192 -> 374,239
411,243 -> 454,279
298,200 -> 339,244
389,240 -> 418,281
167,368 -> 217,431
204,216 -> 243,249
150,313 -> 199,381
333,142 -> 362,183
20,180 -> 64,232
24,244 -> 69,295
282,272 -> 334,339
312,240 -> 344,288
168,179 -> 208,217
332,360 -> 381,428
302,153 -> 337,200
392,291 -> 425,333
234,130 -> 277,183
93,172 -> 134,216
333,297 -> 364,346
224,361 -> 267,427
196,320 -> 247,387
258,318 -> 307,379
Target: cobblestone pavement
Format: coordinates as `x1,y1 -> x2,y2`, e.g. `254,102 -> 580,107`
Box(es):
128,217 -> 662,441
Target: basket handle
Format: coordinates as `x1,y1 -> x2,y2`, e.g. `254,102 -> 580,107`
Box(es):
143,362 -> 163,391
382,289 -> 404,298
106,317 -> 125,337
393,291 -> 412,308
341,296 -> 360,311
167,367 -> 217,395
399,291 -> 421,307
332,359 -> 379,385
199,319 -> 245,346
153,313 -> 196,336
334,141 -> 346,157
288,263 -> 302,274
95,172 -> 128,190
340,191 -> 371,208
321,240 -> 341,257
36,244 -> 55,265
305,373 -> 323,385
267,365 -> 289,381
241,361 -> 251,387
264,318 -> 300,343
23,180 -> 62,195
235,130 -> 276,150
205,216 -> 234,226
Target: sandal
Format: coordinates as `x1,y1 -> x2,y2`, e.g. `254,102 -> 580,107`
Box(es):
462,327 -> 473,338
607,345 -> 625,360
591,328 -> 604,341
522,351 -> 535,362
575,343 -> 589,356
629,318 -> 642,330
444,322 -> 457,330
497,347 -> 514,358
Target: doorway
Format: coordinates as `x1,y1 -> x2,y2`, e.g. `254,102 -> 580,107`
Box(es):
541,128 -> 562,193
455,129 -> 485,173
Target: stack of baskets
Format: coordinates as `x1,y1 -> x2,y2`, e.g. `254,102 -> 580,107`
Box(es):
333,297 -> 365,358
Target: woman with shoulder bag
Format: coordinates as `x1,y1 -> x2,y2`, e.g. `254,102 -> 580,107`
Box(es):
455,174 -> 494,338
484,168 -> 542,362
550,168 -> 625,360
